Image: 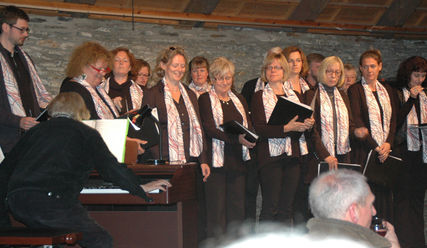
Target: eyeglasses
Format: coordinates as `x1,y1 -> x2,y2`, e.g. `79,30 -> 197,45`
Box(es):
326,70 -> 342,76
89,64 -> 110,73
9,24 -> 30,34
214,76 -> 232,81
267,65 -> 283,71
137,73 -> 150,78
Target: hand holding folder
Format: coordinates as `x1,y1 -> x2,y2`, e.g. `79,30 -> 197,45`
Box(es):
363,150 -> 405,188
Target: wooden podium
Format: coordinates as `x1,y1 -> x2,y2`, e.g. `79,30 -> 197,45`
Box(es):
79,163 -> 198,248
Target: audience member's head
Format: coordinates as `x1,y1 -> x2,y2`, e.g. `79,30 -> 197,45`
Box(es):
48,92 -> 90,121
395,56 -> 427,89
309,169 -> 376,228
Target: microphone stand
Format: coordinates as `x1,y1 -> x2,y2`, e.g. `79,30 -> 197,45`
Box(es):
147,116 -> 166,165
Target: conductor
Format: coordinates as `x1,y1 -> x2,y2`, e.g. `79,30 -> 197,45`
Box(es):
0,92 -> 171,248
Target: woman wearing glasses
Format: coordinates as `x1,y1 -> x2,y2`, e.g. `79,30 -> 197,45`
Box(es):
306,56 -> 354,170
60,41 -> 118,120
198,57 -> 255,238
251,51 -> 314,224
101,47 -> 143,116
133,59 -> 151,89
347,49 -> 398,222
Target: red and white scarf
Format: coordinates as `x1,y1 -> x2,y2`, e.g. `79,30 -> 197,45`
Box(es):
188,81 -> 211,98
319,84 -> 350,156
101,77 -> 143,111
208,88 -> 250,167
362,78 -> 392,146
263,82 -> 308,157
403,88 -> 427,163
163,79 -> 203,163
74,76 -> 118,119
0,47 -> 51,117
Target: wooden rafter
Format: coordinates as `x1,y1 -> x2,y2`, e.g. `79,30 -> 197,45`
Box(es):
377,0 -> 421,26
2,0 -> 427,38
289,0 -> 330,21
181,0 -> 220,27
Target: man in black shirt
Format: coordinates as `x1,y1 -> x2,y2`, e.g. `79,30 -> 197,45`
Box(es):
0,93 -> 171,248
0,6 -> 52,154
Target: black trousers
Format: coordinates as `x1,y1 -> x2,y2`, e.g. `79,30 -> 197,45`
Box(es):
244,154 -> 259,221
393,150 -> 426,248
7,189 -> 112,248
259,157 -> 300,226
204,169 -> 245,238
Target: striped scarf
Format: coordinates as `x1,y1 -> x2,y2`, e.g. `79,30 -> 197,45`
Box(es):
319,84 -> 350,157
102,77 -> 143,111
188,81 -> 211,98
208,88 -> 250,167
403,88 -> 427,163
0,47 -> 51,117
362,78 -> 392,146
163,79 -> 203,162
73,76 -> 118,119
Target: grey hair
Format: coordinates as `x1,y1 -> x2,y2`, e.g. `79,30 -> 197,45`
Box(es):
309,169 -> 370,219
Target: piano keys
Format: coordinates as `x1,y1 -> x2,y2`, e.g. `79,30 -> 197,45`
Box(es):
78,163 -> 198,248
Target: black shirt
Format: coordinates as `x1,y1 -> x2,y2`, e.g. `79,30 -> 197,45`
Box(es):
0,117 -> 149,205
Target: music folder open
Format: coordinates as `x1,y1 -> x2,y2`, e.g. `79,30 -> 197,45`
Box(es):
268,96 -> 313,125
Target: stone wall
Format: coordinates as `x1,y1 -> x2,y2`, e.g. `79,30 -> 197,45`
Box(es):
25,14 -> 427,95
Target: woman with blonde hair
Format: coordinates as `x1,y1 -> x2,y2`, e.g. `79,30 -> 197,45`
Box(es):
251,51 -> 314,224
142,46 -> 210,179
198,57 -> 255,237
306,56 -> 354,170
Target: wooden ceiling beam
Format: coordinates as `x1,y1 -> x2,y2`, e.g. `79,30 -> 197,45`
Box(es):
377,0 -> 421,26
1,0 -> 427,37
289,0 -> 330,21
181,0 -> 220,27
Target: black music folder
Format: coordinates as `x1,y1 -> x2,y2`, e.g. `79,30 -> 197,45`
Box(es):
318,162 -> 362,175
128,117 -> 159,149
220,120 -> 259,143
363,150 -> 405,188
267,96 -> 313,125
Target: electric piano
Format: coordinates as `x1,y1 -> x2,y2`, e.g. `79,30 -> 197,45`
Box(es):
79,163 -> 198,248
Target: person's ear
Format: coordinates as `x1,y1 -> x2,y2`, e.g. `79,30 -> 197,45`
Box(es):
348,203 -> 359,224
1,23 -> 10,34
